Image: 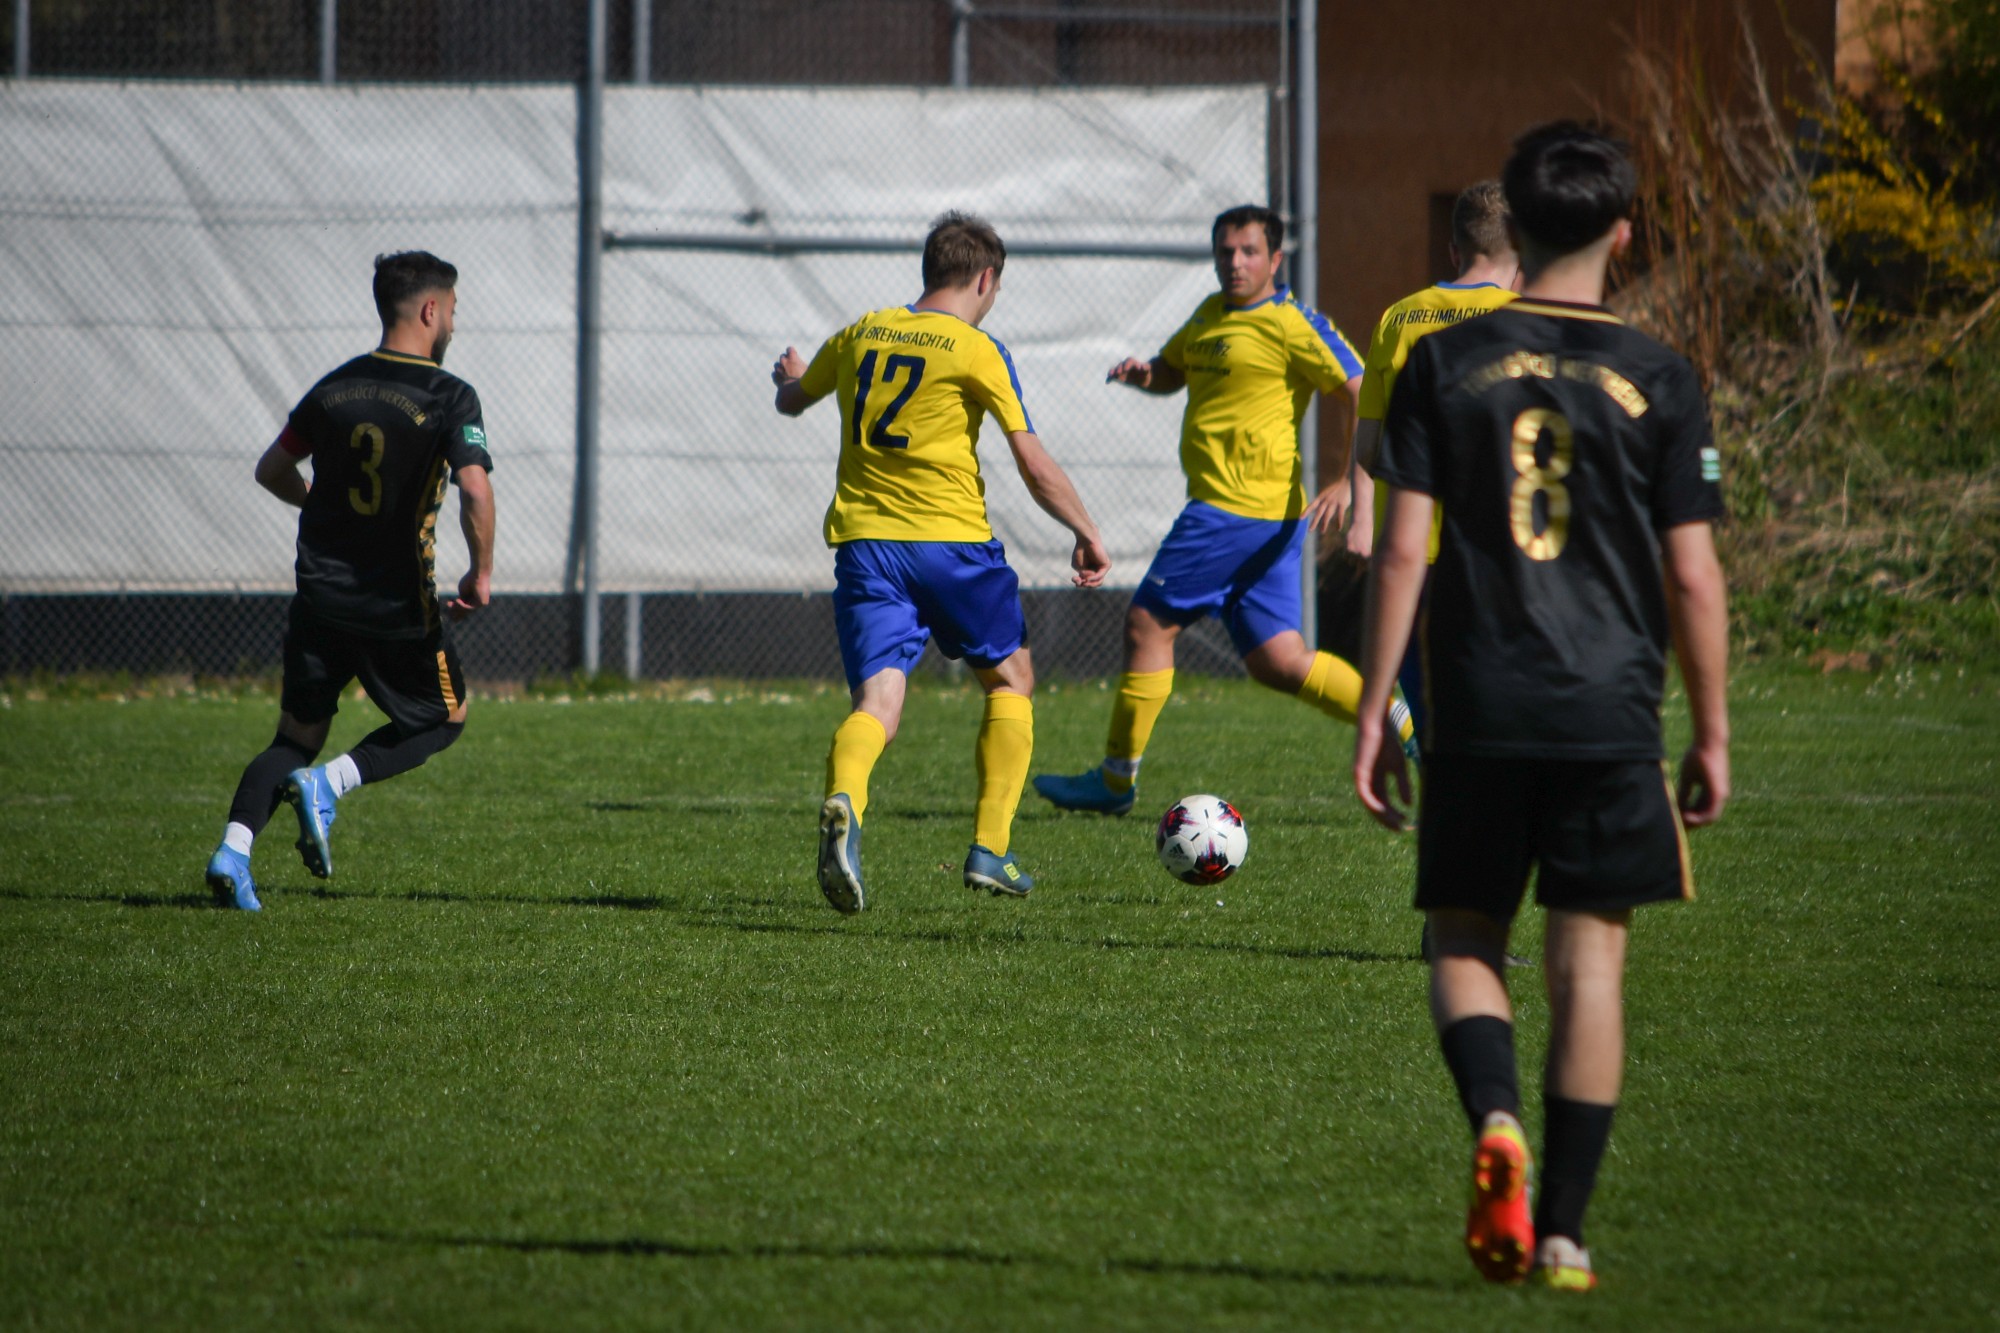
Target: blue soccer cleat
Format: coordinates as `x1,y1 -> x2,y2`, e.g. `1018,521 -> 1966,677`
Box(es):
1031,767 -> 1136,816
284,766 -> 339,880
204,843 -> 262,912
817,792 -> 865,914
964,844 -> 1033,897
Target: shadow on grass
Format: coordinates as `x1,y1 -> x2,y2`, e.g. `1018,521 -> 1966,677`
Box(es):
0,885 -> 1415,964
352,1230 -> 1448,1291
0,887 -> 216,910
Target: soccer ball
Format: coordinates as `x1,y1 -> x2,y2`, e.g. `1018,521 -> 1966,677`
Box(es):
1155,794 -> 1248,885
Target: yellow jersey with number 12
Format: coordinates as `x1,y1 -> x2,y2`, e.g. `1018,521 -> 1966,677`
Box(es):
1358,281 -> 1517,559
801,304 -> 1035,546
1159,287 -> 1364,521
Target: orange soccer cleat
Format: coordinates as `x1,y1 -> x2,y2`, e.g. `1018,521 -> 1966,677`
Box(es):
1464,1112 -> 1535,1283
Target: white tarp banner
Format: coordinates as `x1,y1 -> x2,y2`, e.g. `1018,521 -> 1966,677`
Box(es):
0,81 -> 1268,593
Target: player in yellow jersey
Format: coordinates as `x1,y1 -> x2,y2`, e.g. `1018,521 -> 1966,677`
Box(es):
1033,204 -> 1405,817
1341,181 -> 1519,747
772,212 -> 1111,914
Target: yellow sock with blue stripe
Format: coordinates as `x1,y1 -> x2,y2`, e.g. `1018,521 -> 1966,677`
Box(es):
825,711 -> 887,823
974,691 -> 1034,855
1102,668 -> 1174,793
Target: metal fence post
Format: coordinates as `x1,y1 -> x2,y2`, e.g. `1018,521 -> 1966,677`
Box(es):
13,0 -> 28,78
950,0 -> 971,87
319,0 -> 336,83
1294,0 -> 1319,650
575,0 -> 606,674
633,0 -> 650,84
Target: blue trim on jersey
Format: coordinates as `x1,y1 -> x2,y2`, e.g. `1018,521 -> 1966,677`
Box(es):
1436,281 -> 1502,290
984,332 -> 1036,435
1292,297 -> 1365,377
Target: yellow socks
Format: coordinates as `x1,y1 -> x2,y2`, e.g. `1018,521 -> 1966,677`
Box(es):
1102,668 -> 1174,793
973,691 -> 1034,855
1297,651 -> 1417,746
825,710 -> 888,823
1297,651 -> 1363,725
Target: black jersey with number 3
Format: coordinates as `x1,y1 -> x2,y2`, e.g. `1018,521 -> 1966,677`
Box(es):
284,350 -> 494,639
1376,299 -> 1723,759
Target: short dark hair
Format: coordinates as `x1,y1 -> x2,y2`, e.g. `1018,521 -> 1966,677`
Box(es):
1502,121 -> 1636,255
1451,180 -> 1513,261
922,212 -> 1006,290
373,251 -> 458,324
1211,204 -> 1284,254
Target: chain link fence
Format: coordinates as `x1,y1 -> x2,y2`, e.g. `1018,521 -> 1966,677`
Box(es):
2,0 -> 1295,683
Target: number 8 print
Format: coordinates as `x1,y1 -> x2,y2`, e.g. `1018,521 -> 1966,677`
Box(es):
1508,407 -> 1571,560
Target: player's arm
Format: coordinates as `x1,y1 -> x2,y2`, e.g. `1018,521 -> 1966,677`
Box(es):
771,345 -> 820,417
1353,485 -> 1430,831
446,463 -> 495,619
1106,356 -> 1185,395
1344,417 -> 1382,557
1005,430 -> 1112,588
1662,520 -> 1730,826
254,436 -> 310,508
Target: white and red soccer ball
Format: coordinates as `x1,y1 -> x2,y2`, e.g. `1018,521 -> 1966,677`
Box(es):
1155,794 -> 1248,885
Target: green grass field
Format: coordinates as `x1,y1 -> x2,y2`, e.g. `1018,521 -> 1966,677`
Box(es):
2,664 -> 1996,1330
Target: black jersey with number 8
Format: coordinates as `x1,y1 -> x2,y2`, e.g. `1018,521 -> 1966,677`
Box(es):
1376,298 -> 1723,760
284,349 -> 493,639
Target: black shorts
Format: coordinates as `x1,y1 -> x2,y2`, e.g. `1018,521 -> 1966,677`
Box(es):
281,597 -> 465,734
1414,755 -> 1693,922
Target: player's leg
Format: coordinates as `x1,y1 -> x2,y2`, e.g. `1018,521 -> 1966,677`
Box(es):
206,599 -> 344,909
1036,505 -> 1233,815
965,648 -> 1035,894
1526,760 -> 1692,1289
1416,756 -> 1538,1283
1226,524 -> 1417,758
284,627 -> 469,881
1530,908 -> 1627,1291
910,540 -> 1040,895
819,542 -> 927,913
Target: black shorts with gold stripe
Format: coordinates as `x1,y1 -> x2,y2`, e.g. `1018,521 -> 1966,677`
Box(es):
280,596 -> 465,734
1414,755 -> 1692,923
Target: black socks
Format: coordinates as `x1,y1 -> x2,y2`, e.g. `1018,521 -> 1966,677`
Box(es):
1535,1095 -> 1616,1247
1438,1015 -> 1521,1136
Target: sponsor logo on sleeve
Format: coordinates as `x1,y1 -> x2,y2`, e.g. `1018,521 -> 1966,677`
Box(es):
1700,446 -> 1720,482
463,424 -> 487,449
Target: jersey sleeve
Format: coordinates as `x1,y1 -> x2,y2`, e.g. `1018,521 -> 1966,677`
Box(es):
1288,301 -> 1365,395
443,383 -> 494,477
1648,358 -> 1724,529
798,326 -> 847,401
1373,338 -> 1441,497
1354,308 -> 1401,421
970,334 -> 1035,435
283,386 -> 330,456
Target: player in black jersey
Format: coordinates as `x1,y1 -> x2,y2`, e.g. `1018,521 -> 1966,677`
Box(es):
205,251 -> 496,911
1353,123 -> 1731,1290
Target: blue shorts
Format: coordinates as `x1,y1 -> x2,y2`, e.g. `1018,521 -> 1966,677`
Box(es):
1131,501 -> 1304,657
832,539 -> 1026,690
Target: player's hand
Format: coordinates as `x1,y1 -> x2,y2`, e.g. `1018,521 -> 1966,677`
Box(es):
1676,741 -> 1730,827
1305,481 -> 1350,537
772,346 -> 807,386
1354,719 -> 1413,832
1106,357 -> 1152,390
444,570 -> 491,621
1070,532 -> 1112,588
1342,509 -> 1374,560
